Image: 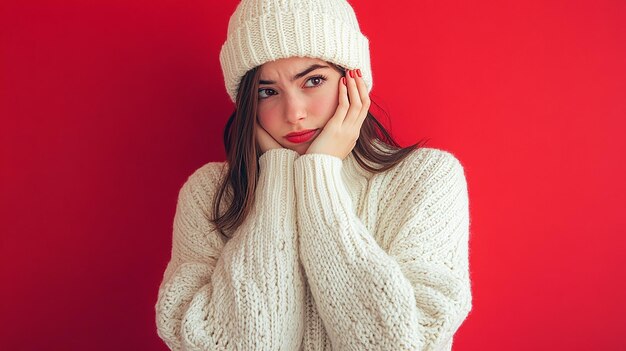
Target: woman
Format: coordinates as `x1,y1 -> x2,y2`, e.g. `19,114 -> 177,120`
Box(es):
155,1 -> 472,350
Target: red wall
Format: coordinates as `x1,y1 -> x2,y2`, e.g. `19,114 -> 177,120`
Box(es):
2,1 -> 625,350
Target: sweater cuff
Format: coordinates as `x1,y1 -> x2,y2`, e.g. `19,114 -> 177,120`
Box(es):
258,148 -> 299,171
293,153 -> 354,225
256,148 -> 299,216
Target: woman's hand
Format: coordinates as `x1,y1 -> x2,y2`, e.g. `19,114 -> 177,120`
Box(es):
305,69 -> 371,159
255,117 -> 283,154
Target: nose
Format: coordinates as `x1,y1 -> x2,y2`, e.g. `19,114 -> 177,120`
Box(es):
284,94 -> 307,124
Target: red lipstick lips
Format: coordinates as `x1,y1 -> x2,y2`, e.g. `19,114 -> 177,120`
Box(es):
285,129 -> 318,144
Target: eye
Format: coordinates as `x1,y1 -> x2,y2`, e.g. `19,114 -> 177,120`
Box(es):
304,75 -> 328,88
258,75 -> 328,100
258,88 -> 276,99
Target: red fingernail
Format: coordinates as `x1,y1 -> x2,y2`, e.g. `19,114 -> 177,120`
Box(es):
342,77 -> 346,85
349,70 -> 355,78
356,69 -> 362,77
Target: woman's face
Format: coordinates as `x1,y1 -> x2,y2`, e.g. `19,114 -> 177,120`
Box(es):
256,56 -> 343,155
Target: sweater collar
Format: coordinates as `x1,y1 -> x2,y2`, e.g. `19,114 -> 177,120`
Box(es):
345,140 -> 392,179
342,139 -> 399,181
343,151 -> 373,180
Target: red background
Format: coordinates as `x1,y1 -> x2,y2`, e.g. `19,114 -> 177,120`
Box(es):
2,1 -> 625,350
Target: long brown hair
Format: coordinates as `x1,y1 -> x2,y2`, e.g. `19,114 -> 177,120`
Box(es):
212,62 -> 427,239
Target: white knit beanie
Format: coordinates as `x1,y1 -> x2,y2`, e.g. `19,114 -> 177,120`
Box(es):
219,0 -> 373,103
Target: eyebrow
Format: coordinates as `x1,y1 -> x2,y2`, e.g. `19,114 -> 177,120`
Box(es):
259,64 -> 330,85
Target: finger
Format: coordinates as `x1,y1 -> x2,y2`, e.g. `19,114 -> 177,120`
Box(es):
354,69 -> 371,126
344,70 -> 363,125
329,74 -> 350,128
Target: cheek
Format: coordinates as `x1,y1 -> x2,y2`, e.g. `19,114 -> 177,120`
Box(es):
257,105 -> 279,131
312,88 -> 340,123
256,84 -> 340,129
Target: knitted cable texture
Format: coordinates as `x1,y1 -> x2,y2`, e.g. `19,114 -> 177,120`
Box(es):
155,147 -> 472,351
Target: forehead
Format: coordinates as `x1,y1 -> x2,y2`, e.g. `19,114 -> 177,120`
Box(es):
259,57 -> 328,77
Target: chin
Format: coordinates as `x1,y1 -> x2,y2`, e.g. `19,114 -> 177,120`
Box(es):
283,142 -> 310,156
292,145 -> 307,156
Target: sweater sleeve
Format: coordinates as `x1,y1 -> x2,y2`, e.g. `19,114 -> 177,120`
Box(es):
293,150 -> 472,351
155,148 -> 305,351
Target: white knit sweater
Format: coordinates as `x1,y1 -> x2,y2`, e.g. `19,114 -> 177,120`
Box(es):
155,146 -> 472,351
